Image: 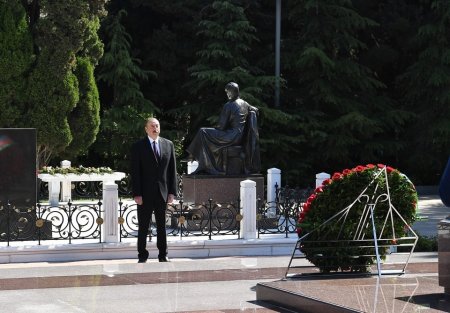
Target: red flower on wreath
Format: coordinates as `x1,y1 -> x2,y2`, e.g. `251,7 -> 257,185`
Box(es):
342,169 -> 352,176
303,202 -> 311,212
315,186 -> 323,193
307,194 -> 316,203
332,172 -> 343,180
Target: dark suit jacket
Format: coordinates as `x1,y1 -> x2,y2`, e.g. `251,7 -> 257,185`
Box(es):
131,136 -> 178,205
439,156 -> 450,207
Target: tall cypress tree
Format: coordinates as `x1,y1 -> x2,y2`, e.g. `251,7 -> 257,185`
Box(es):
0,0 -> 106,167
63,57 -> 101,157
0,0 -> 34,127
24,0 -> 106,167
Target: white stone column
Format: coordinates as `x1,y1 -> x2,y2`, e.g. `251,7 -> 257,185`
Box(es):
102,183 -> 119,243
48,182 -> 60,206
267,168 -> 281,218
187,161 -> 198,174
240,179 -> 257,239
316,172 -> 330,188
60,160 -> 71,202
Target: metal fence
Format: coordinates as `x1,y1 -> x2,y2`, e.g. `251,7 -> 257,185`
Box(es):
0,201 -> 104,245
2,181 -> 312,245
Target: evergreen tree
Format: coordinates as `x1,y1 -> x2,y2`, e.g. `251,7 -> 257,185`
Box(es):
63,57 -> 101,157
184,0 -> 296,175
74,0 -> 450,185
397,0 -> 450,183
0,0 -> 106,167
23,0 -> 106,167
0,0 -> 34,127
186,1 -> 262,128
284,0 -> 394,175
354,0 -> 423,167
94,9 -> 157,170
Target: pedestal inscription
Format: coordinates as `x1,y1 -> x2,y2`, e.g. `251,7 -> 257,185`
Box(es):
182,174 -> 264,204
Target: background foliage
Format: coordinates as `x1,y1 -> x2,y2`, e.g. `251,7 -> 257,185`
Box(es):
1,0 -> 449,186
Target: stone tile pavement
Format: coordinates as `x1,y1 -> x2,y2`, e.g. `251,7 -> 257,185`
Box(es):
0,195 -> 446,312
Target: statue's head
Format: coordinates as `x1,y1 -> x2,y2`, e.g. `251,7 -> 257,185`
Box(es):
225,82 -> 239,100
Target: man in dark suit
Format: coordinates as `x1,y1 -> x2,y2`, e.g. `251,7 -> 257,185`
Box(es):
131,117 -> 178,263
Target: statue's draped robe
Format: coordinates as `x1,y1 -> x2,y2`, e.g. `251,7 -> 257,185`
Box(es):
187,98 -> 254,175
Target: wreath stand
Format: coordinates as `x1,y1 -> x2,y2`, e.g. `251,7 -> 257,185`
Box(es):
285,167 -> 418,278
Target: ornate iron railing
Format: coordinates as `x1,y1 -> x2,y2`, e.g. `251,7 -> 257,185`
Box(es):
256,186 -> 313,238
0,201 -> 103,245
118,199 -> 241,241
3,184 -> 311,245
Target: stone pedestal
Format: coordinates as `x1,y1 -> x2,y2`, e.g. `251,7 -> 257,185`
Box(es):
60,160 -> 72,202
182,174 -> 264,204
240,180 -> 257,239
438,216 -> 450,296
103,183 -> 119,243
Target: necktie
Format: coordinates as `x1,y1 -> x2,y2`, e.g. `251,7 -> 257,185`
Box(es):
153,141 -> 160,160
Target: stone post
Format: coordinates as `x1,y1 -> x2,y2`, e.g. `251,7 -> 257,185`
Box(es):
438,217 -> 450,297
48,182 -> 60,206
316,172 -> 330,188
60,160 -> 71,202
240,179 -> 257,239
187,161 -> 199,174
102,183 -> 119,243
267,168 -> 281,218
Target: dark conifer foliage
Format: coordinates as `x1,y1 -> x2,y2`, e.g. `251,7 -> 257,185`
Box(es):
397,0 -> 450,183
2,0 -> 448,186
91,0 -> 450,185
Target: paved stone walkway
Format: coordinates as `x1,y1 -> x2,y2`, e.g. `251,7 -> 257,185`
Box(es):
0,195 -> 446,312
0,253 -> 443,313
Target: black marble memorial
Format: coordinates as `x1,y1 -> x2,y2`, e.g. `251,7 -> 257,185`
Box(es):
0,129 -> 38,239
0,128 -> 36,206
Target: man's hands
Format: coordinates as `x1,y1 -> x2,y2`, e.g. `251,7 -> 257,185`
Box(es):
134,196 -> 143,205
134,194 -> 175,205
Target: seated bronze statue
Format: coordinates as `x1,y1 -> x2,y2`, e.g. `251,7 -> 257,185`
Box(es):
186,82 -> 260,175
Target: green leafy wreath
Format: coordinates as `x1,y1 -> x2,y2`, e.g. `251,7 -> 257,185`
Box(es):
297,164 -> 418,273
40,165 -> 113,175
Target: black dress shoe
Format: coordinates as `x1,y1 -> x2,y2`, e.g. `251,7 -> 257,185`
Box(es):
138,258 -> 147,263
158,256 -> 170,262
